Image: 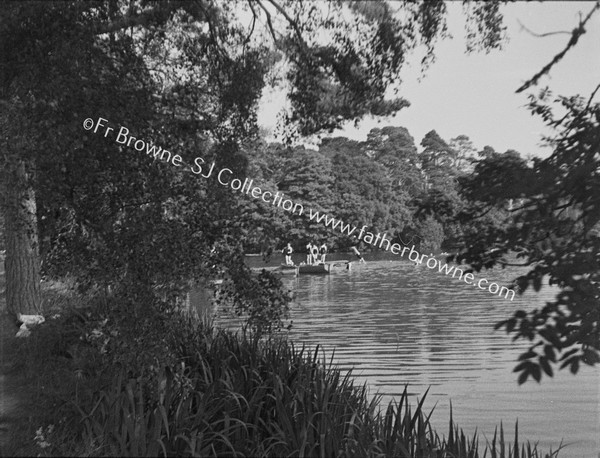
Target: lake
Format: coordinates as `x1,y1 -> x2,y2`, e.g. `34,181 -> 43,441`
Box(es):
225,253 -> 600,456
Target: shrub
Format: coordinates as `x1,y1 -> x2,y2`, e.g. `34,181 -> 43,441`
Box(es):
417,215 -> 445,252
78,321 -> 562,457
15,290 -> 562,457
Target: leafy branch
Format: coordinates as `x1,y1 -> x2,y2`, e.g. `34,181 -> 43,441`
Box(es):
516,1 -> 600,93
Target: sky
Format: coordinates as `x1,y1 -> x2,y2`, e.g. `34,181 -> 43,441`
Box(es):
257,1 -> 600,158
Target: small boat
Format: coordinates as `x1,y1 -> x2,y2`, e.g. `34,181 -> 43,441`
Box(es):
250,265 -> 298,276
277,264 -> 299,276
298,263 -> 331,274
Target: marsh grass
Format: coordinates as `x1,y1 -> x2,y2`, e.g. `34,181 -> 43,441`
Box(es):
6,285 -> 563,457
76,320 -> 562,457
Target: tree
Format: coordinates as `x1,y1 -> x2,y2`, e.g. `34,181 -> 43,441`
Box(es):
456,89 -> 600,382
460,149 -> 533,206
0,1 -> 268,319
446,1 -> 600,381
421,130 -> 456,171
0,3 -> 111,316
478,145 -> 497,160
267,145 -> 335,244
363,126 -> 423,195
0,1 -> 509,323
449,134 -> 477,172
410,130 -> 467,249
326,139 -> 408,247
1,150 -> 41,316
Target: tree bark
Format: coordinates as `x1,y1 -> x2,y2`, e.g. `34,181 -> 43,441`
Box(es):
2,157 -> 42,318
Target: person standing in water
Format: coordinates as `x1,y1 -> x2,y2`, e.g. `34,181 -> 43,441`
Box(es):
283,243 -> 294,265
351,246 -> 365,263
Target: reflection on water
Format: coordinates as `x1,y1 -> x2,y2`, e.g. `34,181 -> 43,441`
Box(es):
229,254 -> 600,456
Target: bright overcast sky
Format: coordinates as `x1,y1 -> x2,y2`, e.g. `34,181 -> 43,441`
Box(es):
258,1 -> 600,158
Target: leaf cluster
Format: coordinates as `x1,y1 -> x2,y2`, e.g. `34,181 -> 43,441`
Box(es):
455,88 -> 600,383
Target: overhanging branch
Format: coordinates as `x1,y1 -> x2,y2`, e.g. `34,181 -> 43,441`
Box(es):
266,0 -> 308,51
516,1 -> 600,93
95,1 -> 207,35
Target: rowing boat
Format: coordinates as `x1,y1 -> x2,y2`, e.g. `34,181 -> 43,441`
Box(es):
298,263 -> 331,274
277,264 -> 299,276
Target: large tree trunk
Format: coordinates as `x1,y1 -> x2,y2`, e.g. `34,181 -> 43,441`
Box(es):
2,157 -> 42,318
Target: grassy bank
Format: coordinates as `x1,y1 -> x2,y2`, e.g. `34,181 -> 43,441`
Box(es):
2,285 -> 562,457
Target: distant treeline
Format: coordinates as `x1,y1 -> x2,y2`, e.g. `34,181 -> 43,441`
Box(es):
235,126 -> 523,254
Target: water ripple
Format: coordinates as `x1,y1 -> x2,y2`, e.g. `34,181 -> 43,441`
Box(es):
278,259 -> 600,456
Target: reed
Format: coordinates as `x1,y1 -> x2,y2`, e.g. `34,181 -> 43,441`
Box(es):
77,321 -> 562,457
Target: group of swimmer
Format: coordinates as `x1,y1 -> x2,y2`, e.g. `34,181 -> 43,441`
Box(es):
282,242 -> 366,266
282,241 -> 327,266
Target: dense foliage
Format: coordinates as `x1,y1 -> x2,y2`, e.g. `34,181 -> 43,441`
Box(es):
13,295 -> 561,457
0,0 -> 596,387
241,127 -> 496,254
0,0 -> 509,329
455,88 -> 600,382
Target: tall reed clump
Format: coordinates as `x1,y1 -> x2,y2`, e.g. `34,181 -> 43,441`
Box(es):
78,318 -> 562,457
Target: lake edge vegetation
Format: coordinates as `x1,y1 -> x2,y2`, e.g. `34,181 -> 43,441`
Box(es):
3,281 -> 564,457
0,1 -> 598,455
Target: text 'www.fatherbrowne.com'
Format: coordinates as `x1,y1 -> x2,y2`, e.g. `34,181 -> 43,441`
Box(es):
306,209 -> 515,301
83,116 -> 516,302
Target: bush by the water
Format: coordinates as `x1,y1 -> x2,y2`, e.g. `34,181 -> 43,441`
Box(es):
13,291 -> 562,457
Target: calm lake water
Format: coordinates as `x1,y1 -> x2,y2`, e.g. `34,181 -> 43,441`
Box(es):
227,253 -> 599,456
